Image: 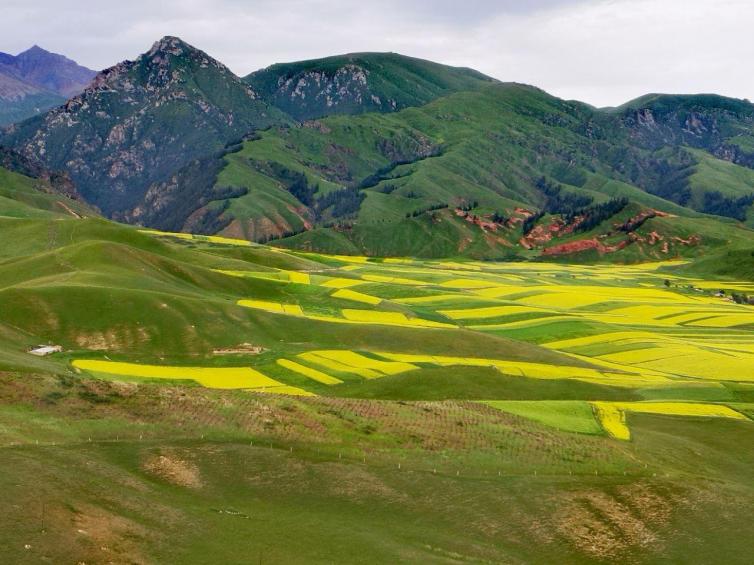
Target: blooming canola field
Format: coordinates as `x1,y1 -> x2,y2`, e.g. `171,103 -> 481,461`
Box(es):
72,232 -> 754,443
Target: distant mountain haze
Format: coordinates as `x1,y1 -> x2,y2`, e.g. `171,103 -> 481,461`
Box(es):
0,45 -> 96,125
1,45 -> 97,97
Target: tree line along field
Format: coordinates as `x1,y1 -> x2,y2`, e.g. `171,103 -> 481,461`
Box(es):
2,207 -> 754,562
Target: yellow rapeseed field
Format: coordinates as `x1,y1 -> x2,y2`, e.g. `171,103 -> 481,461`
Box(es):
311,350 -> 417,375
438,305 -> 549,320
237,299 -> 304,316
331,255 -> 370,263
139,229 -> 253,247
331,288 -> 382,305
395,294 -> 474,304
361,274 -> 428,286
321,278 -> 367,288
383,258 -> 414,264
592,401 -> 748,440
341,309 -> 454,328
139,229 -> 194,241
373,352 -> 672,387
687,313 -> 754,328
517,292 -> 611,309
276,359 -> 343,385
439,278 -> 497,289
71,359 -> 312,393
199,234 -> 252,246
284,271 -> 311,284
298,352 -> 380,378
296,350 -> 418,378
545,331 -> 663,350
591,402 -> 629,440
213,269 -> 276,280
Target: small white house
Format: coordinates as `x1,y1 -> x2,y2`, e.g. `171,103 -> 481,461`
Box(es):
28,345 -> 63,357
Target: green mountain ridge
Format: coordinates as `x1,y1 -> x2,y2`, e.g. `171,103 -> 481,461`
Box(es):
245,51 -> 496,121
186,83 -> 754,258
3,37 -> 754,260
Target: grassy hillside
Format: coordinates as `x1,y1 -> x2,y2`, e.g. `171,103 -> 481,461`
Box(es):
5,42 -> 754,261
191,83 -> 754,259
2,174 -> 754,562
0,81 -> 64,126
0,166 -> 92,219
2,372 -> 754,564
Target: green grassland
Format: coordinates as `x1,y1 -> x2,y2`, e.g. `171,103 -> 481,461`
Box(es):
2,171 -> 754,562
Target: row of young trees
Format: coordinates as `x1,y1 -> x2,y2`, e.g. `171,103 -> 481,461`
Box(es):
355,146 -> 443,190
702,191 -> 754,221
524,177 -> 629,234
536,177 -> 594,216
405,202 -> 449,218
251,160 -> 366,220
574,197 -> 629,232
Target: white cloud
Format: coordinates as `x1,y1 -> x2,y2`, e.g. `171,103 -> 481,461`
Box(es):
0,0 -> 751,106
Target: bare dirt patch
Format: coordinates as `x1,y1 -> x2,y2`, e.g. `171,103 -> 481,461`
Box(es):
71,503 -> 150,564
550,482 -> 678,560
143,453 -> 202,489
213,343 -> 267,355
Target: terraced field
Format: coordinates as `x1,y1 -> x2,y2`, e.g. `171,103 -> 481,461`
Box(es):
60,229 -> 754,436
3,217 -> 754,563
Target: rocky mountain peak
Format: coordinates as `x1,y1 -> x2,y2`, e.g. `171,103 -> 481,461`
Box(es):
147,36 -> 191,57
1,35 -> 285,216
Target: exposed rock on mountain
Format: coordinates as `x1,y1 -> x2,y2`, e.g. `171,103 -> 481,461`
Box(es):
246,52 -> 496,120
2,36 -> 289,217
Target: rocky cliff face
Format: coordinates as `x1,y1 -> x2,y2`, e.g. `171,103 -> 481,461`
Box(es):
250,63 -> 395,119
620,94 -> 754,165
2,36 -> 288,217
246,52 -> 495,121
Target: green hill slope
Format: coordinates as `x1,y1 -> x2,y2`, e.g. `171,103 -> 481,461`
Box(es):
184,83 -> 754,259
0,72 -> 65,126
5,41 -> 754,261
245,52 -> 495,120
0,161 -> 93,219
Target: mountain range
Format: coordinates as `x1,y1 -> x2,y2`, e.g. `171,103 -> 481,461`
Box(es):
0,45 -> 95,125
2,36 -> 754,261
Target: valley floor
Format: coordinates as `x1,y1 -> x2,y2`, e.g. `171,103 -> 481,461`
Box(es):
2,223 -> 754,563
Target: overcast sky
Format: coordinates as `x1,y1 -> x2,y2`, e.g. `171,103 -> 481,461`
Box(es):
1,0 -> 751,107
